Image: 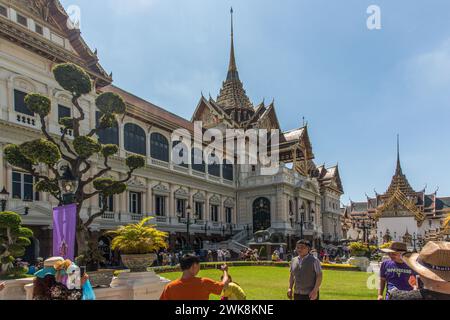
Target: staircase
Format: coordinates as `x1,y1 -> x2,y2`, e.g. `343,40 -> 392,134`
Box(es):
203,229 -> 251,254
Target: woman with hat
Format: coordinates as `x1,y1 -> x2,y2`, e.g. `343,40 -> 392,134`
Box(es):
389,241 -> 450,300
33,257 -> 90,300
378,242 -> 417,300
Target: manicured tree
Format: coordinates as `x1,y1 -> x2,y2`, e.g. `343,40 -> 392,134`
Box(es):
3,63 -> 145,253
0,211 -> 33,275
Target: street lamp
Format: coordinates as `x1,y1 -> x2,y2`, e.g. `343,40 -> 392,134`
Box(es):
177,203 -> 198,252
0,187 -> 9,211
245,224 -> 252,239
357,219 -> 372,259
58,166 -> 78,205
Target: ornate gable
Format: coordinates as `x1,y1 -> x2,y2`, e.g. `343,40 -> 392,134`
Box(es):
375,188 -> 425,225
0,0 -> 112,87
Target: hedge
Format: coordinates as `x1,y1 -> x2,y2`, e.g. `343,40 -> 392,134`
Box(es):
150,261 -> 360,274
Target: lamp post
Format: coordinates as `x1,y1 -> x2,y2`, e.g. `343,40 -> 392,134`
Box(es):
58,165 -> 78,205
298,210 -> 305,239
204,222 -> 210,235
0,187 -> 9,211
246,224 -> 252,240
357,219 -> 372,259
177,204 -> 197,252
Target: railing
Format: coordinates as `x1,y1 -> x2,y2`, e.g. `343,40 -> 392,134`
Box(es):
151,159 -> 169,168
131,214 -> 143,221
208,175 -> 221,183
15,113 -> 36,127
232,229 -> 248,243
192,171 -> 206,178
102,212 -> 115,220
173,165 -> 189,173
156,216 -> 168,223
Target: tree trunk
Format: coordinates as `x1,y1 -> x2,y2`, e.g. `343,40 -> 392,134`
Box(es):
76,224 -> 90,256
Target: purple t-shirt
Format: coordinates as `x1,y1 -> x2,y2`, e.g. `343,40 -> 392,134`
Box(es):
380,260 -> 415,297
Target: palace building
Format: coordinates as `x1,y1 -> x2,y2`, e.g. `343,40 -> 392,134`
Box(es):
0,1 -> 343,262
342,139 -> 450,248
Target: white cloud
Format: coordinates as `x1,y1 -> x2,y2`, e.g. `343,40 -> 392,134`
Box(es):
402,38 -> 450,93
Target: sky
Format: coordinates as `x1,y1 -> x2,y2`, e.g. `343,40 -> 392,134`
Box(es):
60,0 -> 450,203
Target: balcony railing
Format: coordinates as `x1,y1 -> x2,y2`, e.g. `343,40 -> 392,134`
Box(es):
102,212 -> 115,220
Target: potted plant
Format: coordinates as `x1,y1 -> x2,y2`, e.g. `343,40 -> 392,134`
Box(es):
107,217 -> 168,272
75,241 -> 106,272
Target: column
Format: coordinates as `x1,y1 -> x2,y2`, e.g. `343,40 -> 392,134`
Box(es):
169,184 -> 175,219
205,192 -> 210,222
118,122 -> 125,157
0,144 -> 4,190
146,179 -> 152,216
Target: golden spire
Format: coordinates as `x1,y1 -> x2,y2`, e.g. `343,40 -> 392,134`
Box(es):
385,135 -> 415,197
227,7 -> 239,81
396,134 -> 402,175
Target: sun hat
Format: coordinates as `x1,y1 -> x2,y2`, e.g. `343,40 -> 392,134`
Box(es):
34,257 -> 65,279
402,241 -> 450,283
380,242 -> 408,253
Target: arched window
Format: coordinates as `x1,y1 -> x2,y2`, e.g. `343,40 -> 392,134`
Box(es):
253,197 -> 271,232
150,132 -> 169,162
96,112 -> 119,146
192,148 -> 205,172
222,160 -> 233,181
208,153 -> 221,177
124,123 -> 146,155
172,141 -> 188,168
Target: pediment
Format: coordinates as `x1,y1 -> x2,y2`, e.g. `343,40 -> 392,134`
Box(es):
193,191 -> 205,202
127,177 -> 146,190
174,187 -> 189,198
209,194 -> 221,204
224,197 -> 235,207
152,183 -> 169,194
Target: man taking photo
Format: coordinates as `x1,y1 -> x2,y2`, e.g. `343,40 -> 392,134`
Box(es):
160,254 -> 230,300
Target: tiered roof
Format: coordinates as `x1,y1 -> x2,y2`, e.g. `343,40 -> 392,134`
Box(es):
216,8 -> 253,113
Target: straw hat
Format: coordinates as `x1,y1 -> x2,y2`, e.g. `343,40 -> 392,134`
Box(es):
402,241 -> 450,283
380,242 -> 408,253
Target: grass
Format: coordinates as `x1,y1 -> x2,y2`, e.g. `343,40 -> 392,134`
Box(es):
159,266 -> 377,300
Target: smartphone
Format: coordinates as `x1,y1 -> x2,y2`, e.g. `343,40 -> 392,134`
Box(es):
80,266 -> 86,277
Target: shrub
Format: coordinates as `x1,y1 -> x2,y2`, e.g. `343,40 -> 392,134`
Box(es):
53,63 -> 92,97
107,217 -> 168,254
96,92 -> 126,115
0,212 -> 33,276
126,155 -> 145,171
73,136 -> 101,158
24,93 -> 51,117
21,139 -> 61,166
349,242 -> 374,257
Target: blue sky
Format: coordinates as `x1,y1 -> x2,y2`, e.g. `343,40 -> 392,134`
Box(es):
60,0 -> 450,203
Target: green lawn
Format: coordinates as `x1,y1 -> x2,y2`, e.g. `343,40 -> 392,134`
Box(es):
160,266 -> 377,300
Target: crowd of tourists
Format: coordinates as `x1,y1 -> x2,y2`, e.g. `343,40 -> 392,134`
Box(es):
158,239 -> 450,301
2,239 -> 449,301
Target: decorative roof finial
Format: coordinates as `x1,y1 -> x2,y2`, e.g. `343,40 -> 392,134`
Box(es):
396,134 -> 402,175
227,7 -> 239,81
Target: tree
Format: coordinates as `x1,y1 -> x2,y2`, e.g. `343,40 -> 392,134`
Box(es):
3,63 -> 145,253
0,211 -> 33,275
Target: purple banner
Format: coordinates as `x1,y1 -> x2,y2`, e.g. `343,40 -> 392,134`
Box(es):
53,204 -> 77,260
